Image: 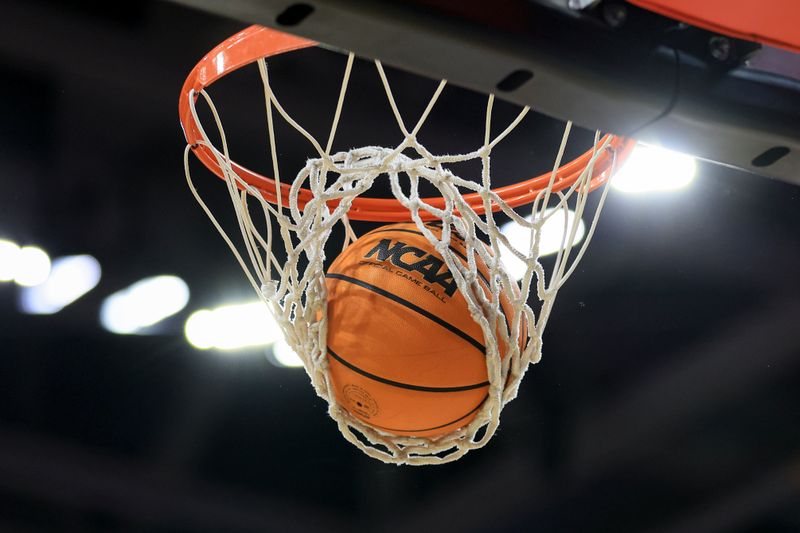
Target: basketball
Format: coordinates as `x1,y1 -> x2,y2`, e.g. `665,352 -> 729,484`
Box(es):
325,223 -> 524,437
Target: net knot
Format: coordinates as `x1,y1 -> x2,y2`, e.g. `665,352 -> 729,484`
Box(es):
260,281 -> 278,299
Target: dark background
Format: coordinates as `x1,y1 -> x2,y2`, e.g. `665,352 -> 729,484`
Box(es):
1,1 -> 799,532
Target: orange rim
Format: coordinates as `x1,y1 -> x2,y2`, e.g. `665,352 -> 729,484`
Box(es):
179,25 -> 636,222
628,0 -> 800,54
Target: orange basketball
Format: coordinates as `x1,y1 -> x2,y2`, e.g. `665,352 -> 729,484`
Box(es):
325,223 -> 524,438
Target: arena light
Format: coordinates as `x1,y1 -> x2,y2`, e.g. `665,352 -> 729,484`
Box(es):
184,300 -> 283,351
100,275 -> 190,334
271,338 -> 305,368
0,239 -> 20,281
612,144 -> 696,193
19,255 -> 101,314
14,246 -> 52,287
500,208 -> 586,281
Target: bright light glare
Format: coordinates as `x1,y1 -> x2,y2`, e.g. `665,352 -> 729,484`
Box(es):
500,208 -> 586,281
19,255 -> 101,314
612,144 -> 696,193
185,301 -> 283,351
0,239 -> 21,281
14,246 -> 52,287
272,338 -> 304,368
100,275 -> 190,334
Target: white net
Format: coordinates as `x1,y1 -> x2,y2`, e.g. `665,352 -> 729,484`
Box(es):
182,51 -> 616,465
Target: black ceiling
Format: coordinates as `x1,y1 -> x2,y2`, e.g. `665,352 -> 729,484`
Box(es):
1,1 -> 799,532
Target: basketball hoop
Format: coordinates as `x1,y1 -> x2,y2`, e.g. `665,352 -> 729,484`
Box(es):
180,25 -> 635,465
180,25 -> 633,222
